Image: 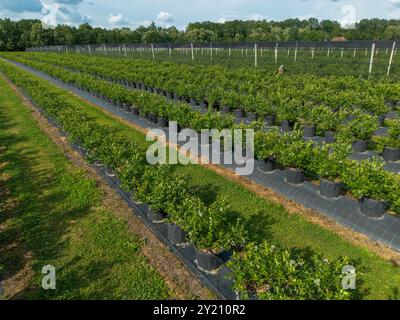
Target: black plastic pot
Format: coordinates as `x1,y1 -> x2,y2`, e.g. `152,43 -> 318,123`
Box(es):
234,108 -> 244,119
132,107 -> 139,116
325,131 -> 336,143
303,125 -> 316,138
360,198 -> 387,219
383,147 -> 400,162
285,168 -> 305,185
280,120 -> 294,132
258,158 -> 276,172
264,115 -> 276,127
378,115 -> 386,127
190,98 -> 198,107
147,208 -> 166,223
352,140 -> 367,153
149,114 -> 158,123
157,117 -> 168,127
166,223 -> 187,245
196,249 -> 222,271
221,106 -> 230,114
200,101 -> 208,109
319,178 -> 341,199
247,112 -> 256,122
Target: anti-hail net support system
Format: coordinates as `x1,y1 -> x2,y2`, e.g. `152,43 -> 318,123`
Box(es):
28,40 -> 400,79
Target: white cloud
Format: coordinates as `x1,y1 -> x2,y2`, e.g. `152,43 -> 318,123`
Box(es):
156,11 -> 173,25
108,13 -> 129,25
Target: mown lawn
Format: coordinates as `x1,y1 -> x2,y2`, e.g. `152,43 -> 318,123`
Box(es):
3,62 -> 400,299
0,75 -> 169,300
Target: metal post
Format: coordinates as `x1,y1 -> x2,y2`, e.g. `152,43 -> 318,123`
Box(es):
387,41 -> 396,76
369,42 -> 376,77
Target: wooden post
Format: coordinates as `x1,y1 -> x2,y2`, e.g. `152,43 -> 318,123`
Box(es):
255,43 -> 258,68
387,41 -> 396,76
369,42 -> 376,77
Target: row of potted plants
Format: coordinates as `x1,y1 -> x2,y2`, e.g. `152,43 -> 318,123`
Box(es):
12,55 -> 400,216
9,52 -> 400,156
15,51 -> 396,117
0,59 -> 360,299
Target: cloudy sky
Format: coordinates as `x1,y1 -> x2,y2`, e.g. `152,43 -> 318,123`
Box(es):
0,0 -> 399,30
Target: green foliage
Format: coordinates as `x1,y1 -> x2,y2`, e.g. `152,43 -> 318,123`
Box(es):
185,195 -> 247,252
228,241 -> 359,300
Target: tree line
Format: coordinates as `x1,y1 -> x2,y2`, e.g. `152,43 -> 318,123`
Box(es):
1,18 -> 400,51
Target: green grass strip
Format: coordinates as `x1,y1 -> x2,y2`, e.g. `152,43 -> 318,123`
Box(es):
0,75 -> 169,300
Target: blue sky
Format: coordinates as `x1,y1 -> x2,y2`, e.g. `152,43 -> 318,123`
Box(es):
0,0 -> 399,30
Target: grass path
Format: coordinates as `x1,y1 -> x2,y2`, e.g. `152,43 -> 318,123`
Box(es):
0,75 -> 171,299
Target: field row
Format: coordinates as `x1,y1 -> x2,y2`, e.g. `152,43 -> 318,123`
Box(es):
0,59 -> 368,300
3,53 -> 400,216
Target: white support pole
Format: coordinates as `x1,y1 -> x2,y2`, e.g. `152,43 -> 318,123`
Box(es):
311,47 -> 315,59
387,41 -> 396,76
274,43 -> 278,64
169,45 -> 172,58
229,47 -> 231,56
103,44 -> 106,55
151,44 -> 155,60
191,43 -> 194,61
353,48 -> 356,58
341,48 -> 344,59
294,44 -> 298,62
327,48 -> 330,57
123,44 -> 127,56
255,43 -> 258,68
369,42 -> 376,77
211,43 -> 213,60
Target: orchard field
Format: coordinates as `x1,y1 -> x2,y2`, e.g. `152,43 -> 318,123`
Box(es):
1,49 -> 400,300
